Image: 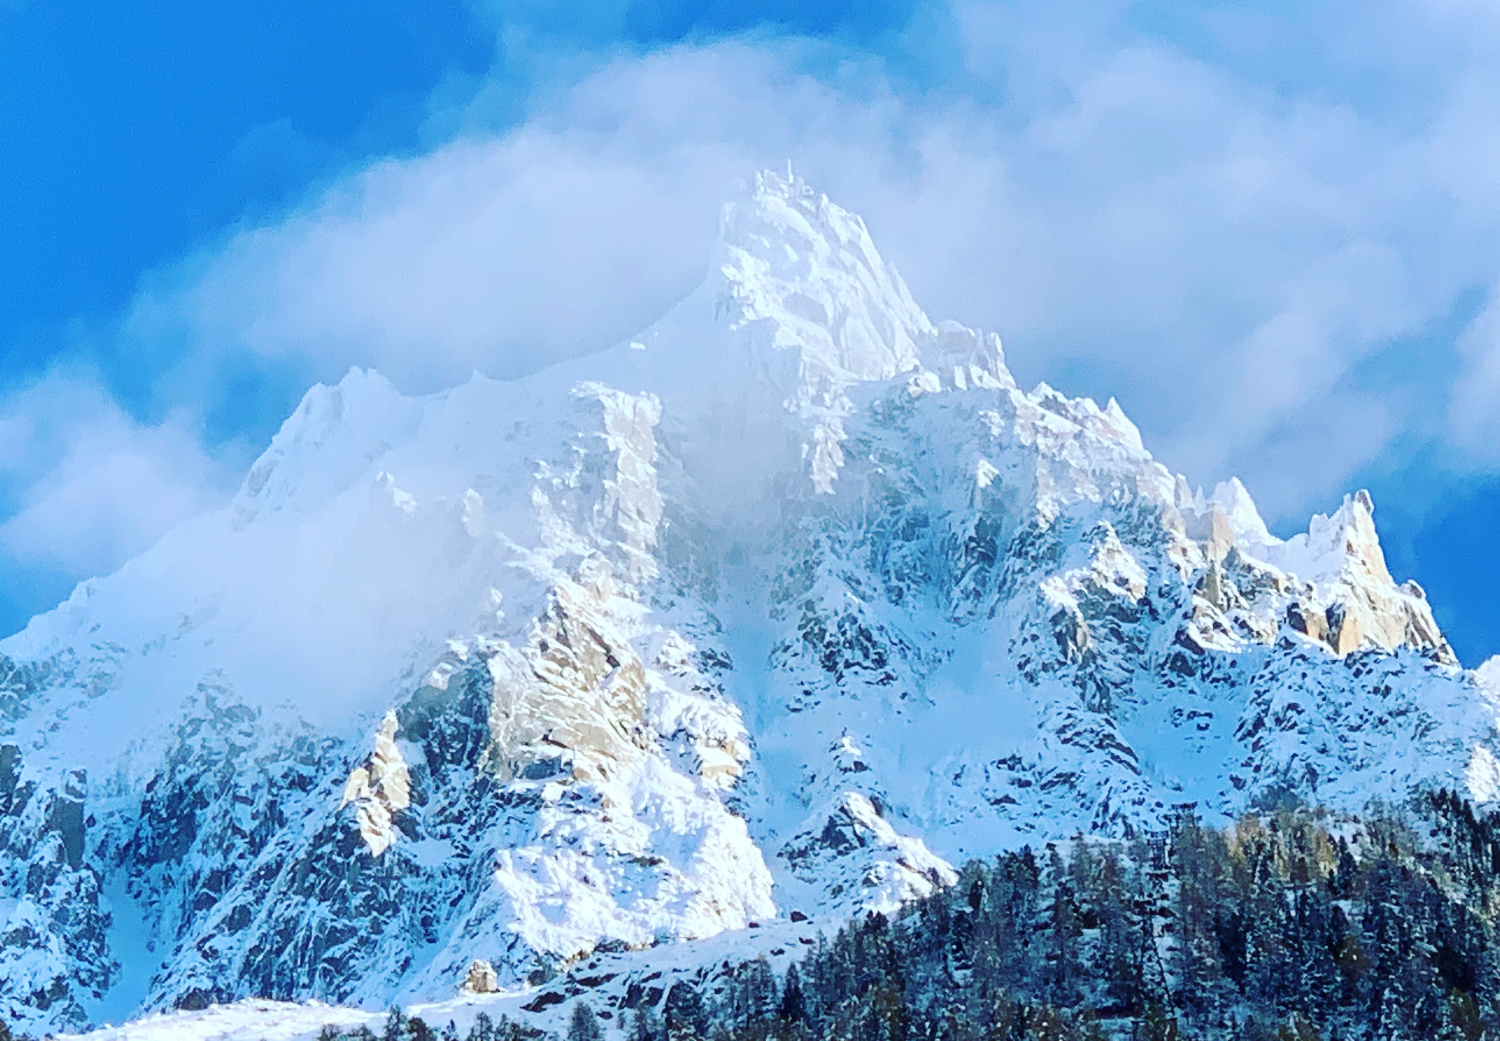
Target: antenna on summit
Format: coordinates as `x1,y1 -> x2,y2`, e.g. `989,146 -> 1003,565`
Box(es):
786,159 -> 794,183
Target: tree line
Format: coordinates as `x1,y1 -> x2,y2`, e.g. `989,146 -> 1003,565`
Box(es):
69,790 -> 1500,1041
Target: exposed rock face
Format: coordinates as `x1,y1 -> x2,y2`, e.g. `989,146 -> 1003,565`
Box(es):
0,171 -> 1496,1035
461,960 -> 499,995
0,750 -> 107,1030
341,712 -> 412,858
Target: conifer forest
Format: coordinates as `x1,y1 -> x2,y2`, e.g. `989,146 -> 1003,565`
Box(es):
297,791 -> 1500,1041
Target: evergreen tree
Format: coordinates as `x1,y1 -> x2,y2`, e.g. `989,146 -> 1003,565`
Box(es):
778,962 -> 807,1030
384,1007 -> 411,1041
1043,847 -> 1084,1009
1166,808 -> 1238,1033
727,956 -> 778,1032
664,982 -> 708,1041
1088,848 -> 1143,1016
568,1003 -> 605,1041
632,1004 -> 664,1041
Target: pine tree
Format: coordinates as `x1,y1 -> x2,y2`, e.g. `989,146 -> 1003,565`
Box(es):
1165,809 -> 1231,1031
728,956 -> 778,1032
568,1002 -> 605,1041
1134,1001 -> 1178,1041
384,1007 -> 411,1041
1365,853 -> 1413,1039
1088,849 -> 1142,1016
778,962 -> 806,1029
664,982 -> 708,1041
973,849 -> 1042,1004
1237,821 -> 1294,1015
1044,847 -> 1084,1009
632,1004 -> 664,1041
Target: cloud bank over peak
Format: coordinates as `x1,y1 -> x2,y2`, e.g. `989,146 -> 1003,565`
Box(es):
8,0 -> 1500,648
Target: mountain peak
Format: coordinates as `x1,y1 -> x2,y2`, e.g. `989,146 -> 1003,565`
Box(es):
232,366 -> 419,527
0,174 -> 1494,1037
712,169 -> 932,387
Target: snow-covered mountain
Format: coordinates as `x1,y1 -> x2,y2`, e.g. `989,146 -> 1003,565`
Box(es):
3,171 -> 1498,1036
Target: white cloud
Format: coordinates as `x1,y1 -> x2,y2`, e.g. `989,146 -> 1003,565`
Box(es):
13,0 -> 1500,611
121,27 -> 1493,525
0,369 -> 236,578
1451,290 -> 1500,462
126,44 -> 858,396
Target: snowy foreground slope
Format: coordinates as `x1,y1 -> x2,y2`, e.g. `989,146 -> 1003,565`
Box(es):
3,171 -> 1499,1037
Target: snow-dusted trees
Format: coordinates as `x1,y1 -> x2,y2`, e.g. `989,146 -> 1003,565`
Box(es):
695,794 -> 1500,1040
310,792 -> 1500,1041
567,1002 -> 604,1041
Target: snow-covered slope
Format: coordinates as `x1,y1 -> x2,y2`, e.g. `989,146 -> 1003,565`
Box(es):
2,171 -> 1495,1036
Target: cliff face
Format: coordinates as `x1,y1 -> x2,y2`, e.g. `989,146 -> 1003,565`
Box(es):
0,172 -> 1493,1036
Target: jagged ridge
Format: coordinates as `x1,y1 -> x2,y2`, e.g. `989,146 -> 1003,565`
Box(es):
0,171 -> 1496,1037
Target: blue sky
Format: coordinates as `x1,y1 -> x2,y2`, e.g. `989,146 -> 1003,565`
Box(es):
1,0 -> 1498,665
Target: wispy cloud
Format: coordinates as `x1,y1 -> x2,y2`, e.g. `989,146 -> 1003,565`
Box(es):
0,368 -> 237,579
9,0 -> 1500,629
1451,290 -> 1500,463
124,17 -> 1500,518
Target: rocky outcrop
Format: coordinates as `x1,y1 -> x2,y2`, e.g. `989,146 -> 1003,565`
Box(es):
341,712 -> 412,857
0,750 -> 109,1029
